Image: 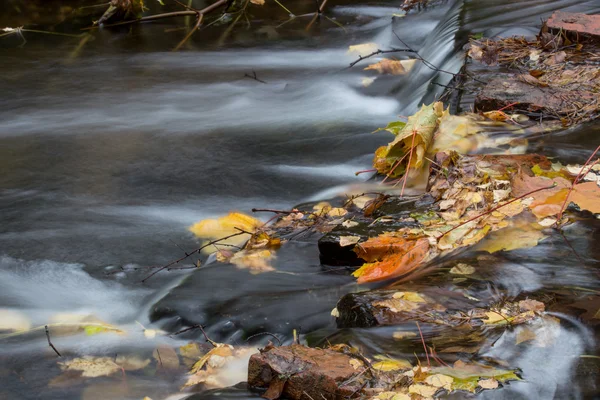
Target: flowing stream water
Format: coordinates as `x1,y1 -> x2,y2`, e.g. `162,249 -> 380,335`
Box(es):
1,1 -> 600,399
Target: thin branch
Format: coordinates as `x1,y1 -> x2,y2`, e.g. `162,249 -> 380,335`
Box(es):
141,230 -> 248,282
348,48 -> 415,68
173,13 -> 203,51
45,325 -> 62,357
244,70 -> 267,84
437,184 -> 556,240
246,332 -> 282,346
556,144 -> 599,222
83,0 -> 228,30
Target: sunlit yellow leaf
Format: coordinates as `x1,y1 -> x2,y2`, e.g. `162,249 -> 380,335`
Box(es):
189,212 -> 261,251
373,356 -> 412,371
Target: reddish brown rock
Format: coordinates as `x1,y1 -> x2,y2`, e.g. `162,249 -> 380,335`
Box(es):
547,11 -> 600,40
247,344 -> 367,399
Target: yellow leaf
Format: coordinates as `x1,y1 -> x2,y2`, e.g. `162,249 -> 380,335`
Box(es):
372,356 -> 412,371
250,0 -> 264,4
408,383 -> 438,397
476,224 -> 546,253
229,249 -> 275,274
392,291 -> 427,303
425,374 -> 454,390
371,392 -> 410,400
189,344 -> 233,374
328,207 -> 347,217
347,42 -> 378,57
189,212 -> 261,251
482,311 -> 508,324
339,235 -> 360,247
449,263 -> 475,275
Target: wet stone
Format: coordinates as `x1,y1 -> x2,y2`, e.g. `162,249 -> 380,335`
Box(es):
247,344 -> 366,400
475,75 -> 568,113
318,196 -> 434,268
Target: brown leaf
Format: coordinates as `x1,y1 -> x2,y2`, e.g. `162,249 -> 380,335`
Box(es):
569,182 -> 600,214
517,73 -> 548,87
364,59 -> 407,75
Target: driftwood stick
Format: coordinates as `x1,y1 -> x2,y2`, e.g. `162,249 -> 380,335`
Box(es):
45,325 -> 61,357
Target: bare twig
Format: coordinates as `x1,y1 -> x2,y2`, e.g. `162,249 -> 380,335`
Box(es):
437,184 -> 556,240
141,230 -> 248,282
415,321 -> 430,367
45,325 -> 61,357
246,332 -> 282,346
244,70 -> 267,84
83,0 -> 229,30
556,145 -> 599,222
348,48 -> 415,68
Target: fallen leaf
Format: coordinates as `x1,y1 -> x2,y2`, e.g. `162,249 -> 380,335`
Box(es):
373,356 -> 412,371
347,42 -> 378,57
425,374 -> 454,390
189,212 -> 261,251
353,236 -> 430,283
476,223 -> 546,253
229,249 -> 275,274
450,263 -> 475,275
569,182 -> 600,214
250,0 -> 264,4
371,392 -> 410,400
478,378 -> 499,389
339,235 -> 360,247
518,299 -> 545,313
342,220 -> 359,228
349,358 -> 363,370
408,383 -> 438,397
364,59 -> 407,75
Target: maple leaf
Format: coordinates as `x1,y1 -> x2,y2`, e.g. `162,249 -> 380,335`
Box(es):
353,236 -> 430,283
373,102 -> 445,179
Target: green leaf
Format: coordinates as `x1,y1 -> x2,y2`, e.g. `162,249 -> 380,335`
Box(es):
374,120 -> 407,135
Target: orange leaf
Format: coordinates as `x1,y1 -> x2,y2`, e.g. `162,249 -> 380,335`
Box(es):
353,237 -> 430,283
569,182 -> 600,214
364,59 -> 407,75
